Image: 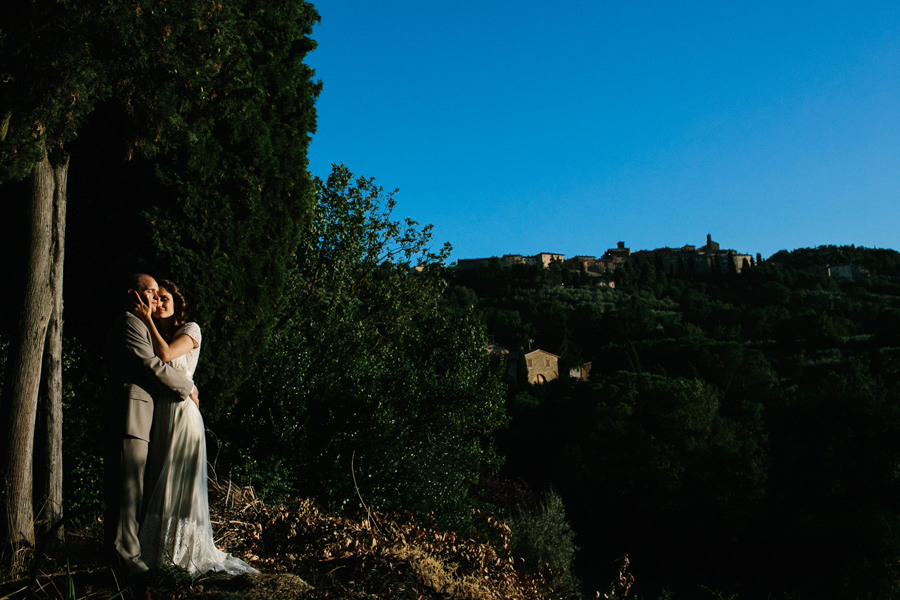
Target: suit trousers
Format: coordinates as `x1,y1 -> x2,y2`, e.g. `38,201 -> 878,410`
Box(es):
104,435 -> 150,573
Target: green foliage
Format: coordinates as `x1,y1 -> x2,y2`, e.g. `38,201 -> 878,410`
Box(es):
1,0 -> 322,413
581,372 -> 768,515
499,371 -> 770,595
223,165 -> 507,529
60,338 -> 107,511
112,0 -> 321,410
768,359 -> 900,598
65,451 -> 103,512
510,489 -> 581,595
874,308 -> 900,347
0,0 -> 110,179
770,244 -> 900,276
457,245 -> 900,596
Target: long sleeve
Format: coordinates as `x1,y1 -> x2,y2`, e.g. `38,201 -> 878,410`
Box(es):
120,313 -> 194,399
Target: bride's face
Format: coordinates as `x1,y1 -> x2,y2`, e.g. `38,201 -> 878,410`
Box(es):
155,288 -> 176,319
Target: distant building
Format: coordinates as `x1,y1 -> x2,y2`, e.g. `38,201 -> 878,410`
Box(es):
569,361 -> 592,381
802,263 -> 870,279
501,253 -> 565,268
533,252 -> 565,268
456,257 -> 494,270
631,234 -> 753,274
565,255 -> 598,272
525,349 -> 559,385
697,234 -> 753,273
485,343 -> 520,384
501,254 -> 528,267
453,235 -> 755,277
828,264 -> 868,279
485,343 -> 509,357
631,244 -> 698,273
596,242 -> 631,272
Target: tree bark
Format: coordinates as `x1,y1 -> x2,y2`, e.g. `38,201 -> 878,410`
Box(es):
1,146 -> 67,549
36,150 -> 68,543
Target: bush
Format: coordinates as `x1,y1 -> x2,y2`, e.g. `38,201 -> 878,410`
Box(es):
220,166 -> 507,529
511,489 -> 581,597
61,337 -> 107,511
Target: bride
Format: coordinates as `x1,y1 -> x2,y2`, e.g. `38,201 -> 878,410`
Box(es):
132,279 -> 257,578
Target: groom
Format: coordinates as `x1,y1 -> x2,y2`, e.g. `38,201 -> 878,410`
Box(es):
104,273 -> 198,574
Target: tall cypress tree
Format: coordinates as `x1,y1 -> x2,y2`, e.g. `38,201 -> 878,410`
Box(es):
0,0 -> 319,551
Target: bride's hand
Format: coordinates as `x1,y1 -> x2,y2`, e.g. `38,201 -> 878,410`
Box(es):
129,290 -> 154,323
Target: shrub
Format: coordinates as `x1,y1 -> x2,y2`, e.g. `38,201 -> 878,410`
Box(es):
510,489 -> 581,597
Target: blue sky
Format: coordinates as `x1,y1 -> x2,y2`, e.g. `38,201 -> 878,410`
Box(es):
306,1 -> 900,263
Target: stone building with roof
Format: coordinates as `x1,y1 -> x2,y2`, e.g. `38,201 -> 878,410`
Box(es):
455,235 -> 754,277
631,234 -> 753,274
525,349 -> 559,385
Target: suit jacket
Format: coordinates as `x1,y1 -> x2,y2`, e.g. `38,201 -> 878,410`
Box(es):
105,312 -> 195,442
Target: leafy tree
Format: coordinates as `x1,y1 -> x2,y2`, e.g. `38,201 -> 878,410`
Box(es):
769,245 -> 900,279
532,299 -> 570,356
768,360 -> 900,597
0,0 -> 93,546
0,0 -> 319,550
563,372 -> 768,593
225,165 -> 507,528
63,0 -> 321,410
874,308 -> 900,347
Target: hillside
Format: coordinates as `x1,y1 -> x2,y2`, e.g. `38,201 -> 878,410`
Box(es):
1,479 -> 593,600
450,245 -> 900,598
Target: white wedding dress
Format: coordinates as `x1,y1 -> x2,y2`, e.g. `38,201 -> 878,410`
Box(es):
140,322 -> 257,578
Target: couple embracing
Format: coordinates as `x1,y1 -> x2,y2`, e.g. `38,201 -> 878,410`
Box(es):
103,273 -> 256,578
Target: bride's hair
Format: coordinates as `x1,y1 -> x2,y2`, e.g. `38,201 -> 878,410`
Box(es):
157,279 -> 187,331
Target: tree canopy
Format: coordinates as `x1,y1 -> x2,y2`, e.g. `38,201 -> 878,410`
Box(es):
225,165 -> 507,528
452,246 -> 900,597
0,0 -> 321,549
1,0 -> 322,406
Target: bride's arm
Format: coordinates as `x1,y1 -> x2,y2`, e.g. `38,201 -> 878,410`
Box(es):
130,291 -> 198,362
153,331 -> 196,363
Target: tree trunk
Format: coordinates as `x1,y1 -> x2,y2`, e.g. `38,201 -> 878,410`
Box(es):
35,150 -> 68,543
1,146 -> 67,549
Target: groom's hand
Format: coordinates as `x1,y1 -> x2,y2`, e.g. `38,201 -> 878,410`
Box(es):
129,290 -> 154,321
190,385 -> 200,409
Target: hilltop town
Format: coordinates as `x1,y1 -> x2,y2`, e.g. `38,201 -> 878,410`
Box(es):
456,234 -> 756,281
460,234 -> 756,386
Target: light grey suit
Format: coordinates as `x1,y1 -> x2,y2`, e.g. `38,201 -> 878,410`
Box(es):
104,311 -> 194,573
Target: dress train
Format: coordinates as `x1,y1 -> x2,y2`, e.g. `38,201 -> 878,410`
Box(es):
139,322 -> 257,577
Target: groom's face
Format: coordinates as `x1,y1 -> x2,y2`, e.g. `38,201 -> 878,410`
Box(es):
136,276 -> 160,310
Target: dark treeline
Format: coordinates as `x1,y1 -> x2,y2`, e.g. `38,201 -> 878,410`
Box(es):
0,0 -> 324,550
450,248 -> 900,598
